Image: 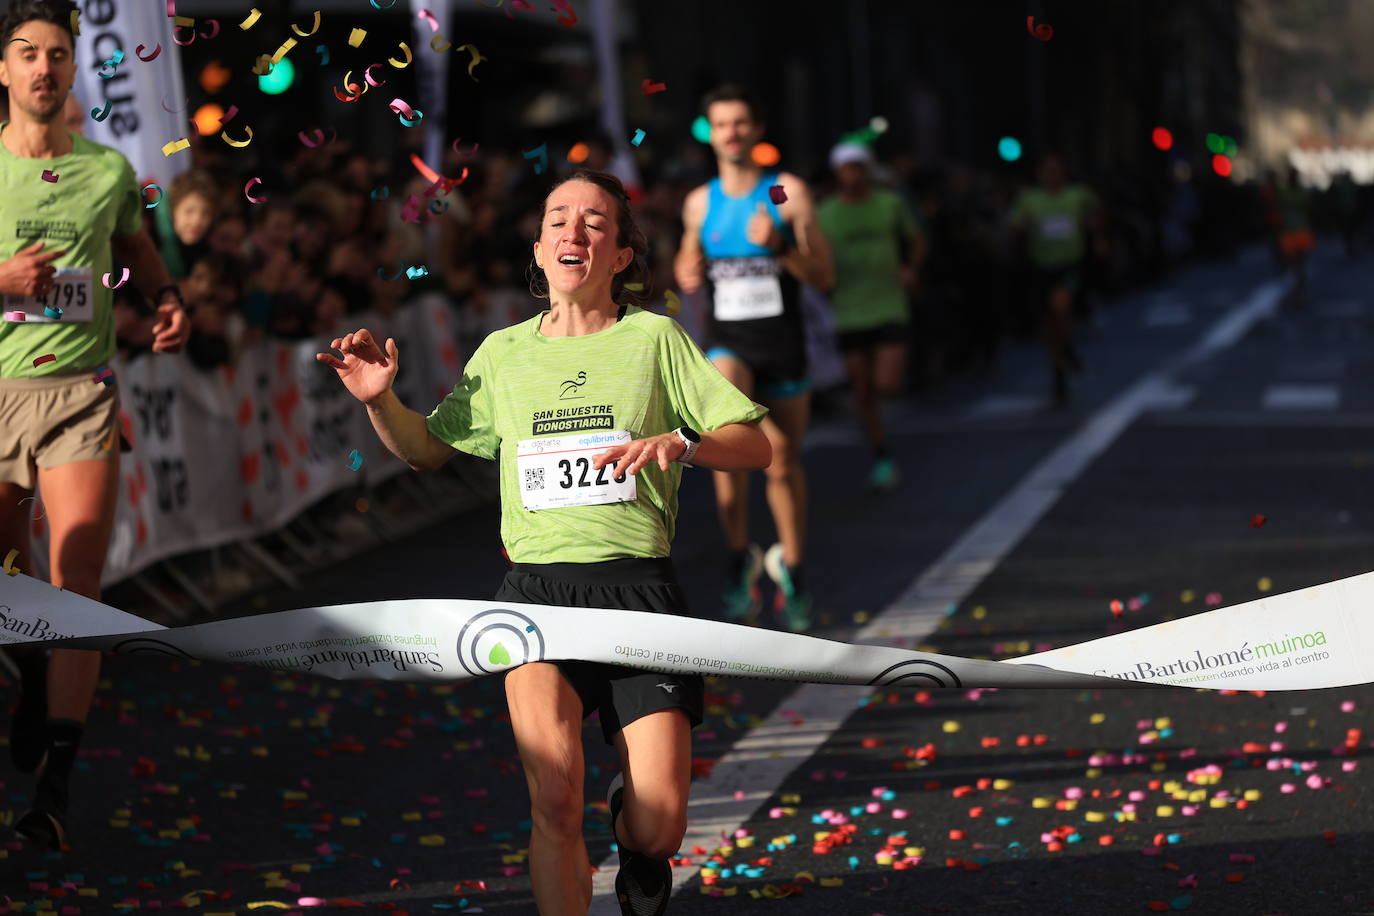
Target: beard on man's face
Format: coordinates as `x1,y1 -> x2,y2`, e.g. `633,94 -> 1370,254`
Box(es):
20,86 -> 65,123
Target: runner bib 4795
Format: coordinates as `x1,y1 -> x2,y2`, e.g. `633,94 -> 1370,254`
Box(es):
3,267 -> 94,323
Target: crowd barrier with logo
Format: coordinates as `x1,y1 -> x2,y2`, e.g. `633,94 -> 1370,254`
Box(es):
26,296 -> 466,586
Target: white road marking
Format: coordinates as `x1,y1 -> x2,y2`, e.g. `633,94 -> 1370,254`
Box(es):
1262,383 -> 1340,410
966,393 -> 1046,419
588,280 -> 1284,911
1316,299 -> 1364,319
1276,355 -> 1346,380
1144,301 -> 1193,327
1151,410 -> 1374,428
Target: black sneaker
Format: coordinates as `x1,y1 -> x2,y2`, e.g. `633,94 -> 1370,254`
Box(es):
14,806 -> 64,851
7,649 -> 49,773
608,773 -> 672,916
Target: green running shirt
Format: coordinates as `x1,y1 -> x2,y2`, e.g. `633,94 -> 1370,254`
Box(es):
0,125 -> 144,378
817,189 -> 919,332
426,306 -> 767,564
1009,184 -> 1098,270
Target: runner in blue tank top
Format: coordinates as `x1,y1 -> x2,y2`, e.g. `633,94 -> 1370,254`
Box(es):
675,85 -> 833,632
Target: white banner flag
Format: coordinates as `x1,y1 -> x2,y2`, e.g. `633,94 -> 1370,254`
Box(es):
407,0 -> 450,172
4,564 -> 1374,692
75,0 -> 190,186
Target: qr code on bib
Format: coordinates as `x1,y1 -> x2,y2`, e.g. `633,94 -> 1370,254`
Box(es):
524,467 -> 545,491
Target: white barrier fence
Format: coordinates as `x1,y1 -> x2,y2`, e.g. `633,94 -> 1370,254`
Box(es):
27,296 -> 466,586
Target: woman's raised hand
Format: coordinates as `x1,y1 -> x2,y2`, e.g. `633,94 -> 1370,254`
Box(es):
316,328 -> 400,405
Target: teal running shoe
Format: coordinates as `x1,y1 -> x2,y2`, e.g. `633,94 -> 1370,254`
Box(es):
867,457 -> 900,491
764,543 -> 812,632
722,544 -> 764,623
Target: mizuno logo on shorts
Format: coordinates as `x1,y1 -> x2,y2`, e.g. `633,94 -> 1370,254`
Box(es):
656,683 -> 677,693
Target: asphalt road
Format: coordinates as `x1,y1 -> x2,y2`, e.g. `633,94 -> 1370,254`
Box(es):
3,243 -> 1373,915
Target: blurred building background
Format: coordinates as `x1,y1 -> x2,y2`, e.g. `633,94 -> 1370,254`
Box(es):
163,0 -> 1251,188
1242,0 -> 1374,187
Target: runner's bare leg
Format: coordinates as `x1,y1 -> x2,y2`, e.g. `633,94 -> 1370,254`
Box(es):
757,392 -> 809,567
506,662 -> 594,915
36,456 -> 120,720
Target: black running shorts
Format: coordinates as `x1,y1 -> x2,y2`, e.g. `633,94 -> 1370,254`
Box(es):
836,322 -> 907,353
495,557 -> 705,745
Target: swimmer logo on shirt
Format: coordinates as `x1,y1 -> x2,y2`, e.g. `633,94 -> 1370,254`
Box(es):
559,370 -> 588,399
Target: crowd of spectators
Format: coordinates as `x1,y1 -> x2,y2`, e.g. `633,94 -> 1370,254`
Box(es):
91,113 -> 1374,397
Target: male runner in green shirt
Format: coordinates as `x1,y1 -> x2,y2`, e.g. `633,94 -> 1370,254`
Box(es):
817,142 -> 923,490
0,0 -> 190,850
1008,153 -> 1102,407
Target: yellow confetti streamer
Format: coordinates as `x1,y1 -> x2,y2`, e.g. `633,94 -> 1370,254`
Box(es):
251,54 -> 273,75
270,37 -> 297,66
160,138 -> 190,157
69,9 -> 79,35
289,11 -> 322,38
173,15 -> 195,26
348,27 -> 366,47
245,904 -> 291,911
340,71 -> 368,97
665,289 -> 681,315
238,8 -> 262,30
456,43 -> 486,81
429,33 -> 452,53
2,548 -> 19,577
220,127 -> 254,148
387,42 -> 413,68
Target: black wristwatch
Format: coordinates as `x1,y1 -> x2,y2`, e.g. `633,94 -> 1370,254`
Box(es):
154,284 -> 185,308
673,426 -> 701,467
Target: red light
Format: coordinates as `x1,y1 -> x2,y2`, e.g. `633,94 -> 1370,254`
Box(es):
1211,153 -> 1232,177
1151,127 -> 1173,151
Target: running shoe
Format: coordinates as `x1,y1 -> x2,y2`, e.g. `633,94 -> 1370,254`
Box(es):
7,649 -> 49,773
1052,367 -> 1071,409
15,768 -> 67,851
14,805 -> 64,851
867,457 -> 900,491
764,543 -> 813,633
608,773 -> 672,916
721,544 -> 764,623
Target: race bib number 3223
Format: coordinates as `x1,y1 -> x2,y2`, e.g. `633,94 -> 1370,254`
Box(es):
517,430 -> 638,511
